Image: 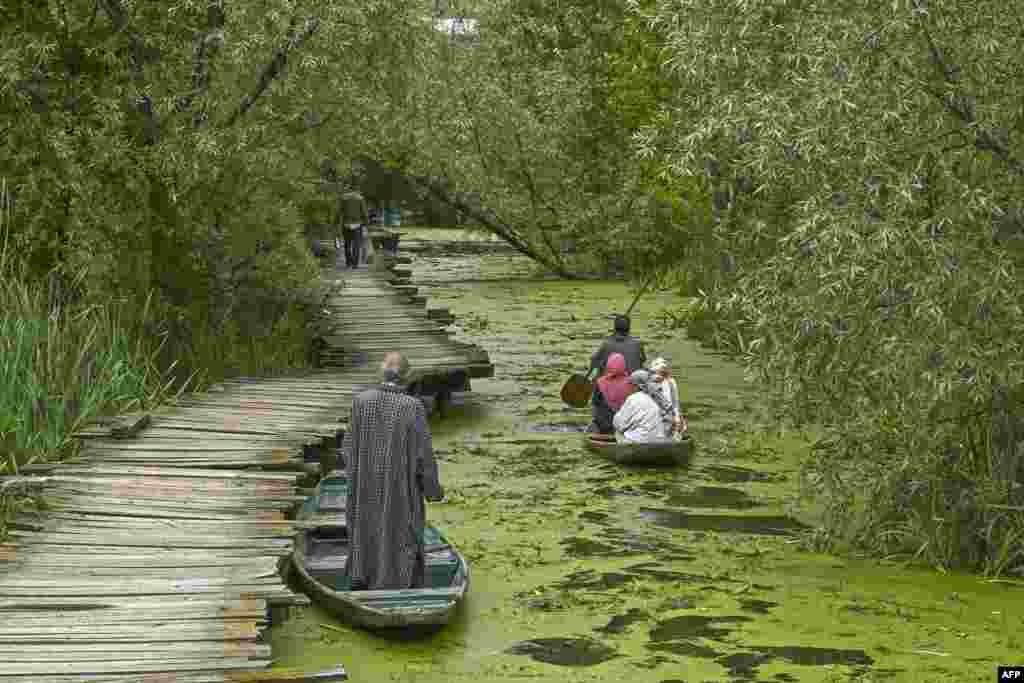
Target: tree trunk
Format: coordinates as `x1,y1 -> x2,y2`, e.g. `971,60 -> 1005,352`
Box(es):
410,176 -> 582,279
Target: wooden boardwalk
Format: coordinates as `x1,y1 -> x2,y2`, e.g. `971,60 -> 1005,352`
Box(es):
0,252 -> 491,681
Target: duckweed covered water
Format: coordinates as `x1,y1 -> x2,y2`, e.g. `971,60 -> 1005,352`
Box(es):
269,229 -> 1021,682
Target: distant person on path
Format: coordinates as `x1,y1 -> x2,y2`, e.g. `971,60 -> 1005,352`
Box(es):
339,191 -> 368,268
613,370 -> 666,443
342,352 -> 444,590
649,357 -> 687,436
591,352 -> 630,434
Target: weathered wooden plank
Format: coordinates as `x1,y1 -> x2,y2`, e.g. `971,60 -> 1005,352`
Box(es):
15,516 -> 295,534
4,533 -> 295,551
0,260 -> 496,678
0,621 -> 262,643
110,414 -> 152,439
7,506 -> 282,522
0,596 -> 267,612
0,656 -> 274,675
0,584 -> 298,599
42,489 -> 303,504
0,641 -> 272,661
21,478 -> 295,495
1,552 -> 284,569
1,568 -> 281,584
35,480 -> 295,498
49,466 -> 302,480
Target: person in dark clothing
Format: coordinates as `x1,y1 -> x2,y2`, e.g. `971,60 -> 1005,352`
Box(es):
586,315 -> 646,433
337,191 -> 368,268
341,226 -> 359,266
588,315 -> 646,378
342,352 -> 443,591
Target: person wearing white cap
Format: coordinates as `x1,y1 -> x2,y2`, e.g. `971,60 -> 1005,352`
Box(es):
612,370 -> 667,443
649,357 -> 686,436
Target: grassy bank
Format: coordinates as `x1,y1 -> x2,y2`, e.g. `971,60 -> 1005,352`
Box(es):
0,192 -> 331,539
674,285 -> 1024,578
0,270 -> 327,537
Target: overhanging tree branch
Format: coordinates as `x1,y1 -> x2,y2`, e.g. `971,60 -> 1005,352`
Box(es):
908,9 -> 1024,177
410,174 -> 582,279
510,120 -> 566,269
223,15 -> 321,127
175,0 -> 226,127
100,0 -> 159,144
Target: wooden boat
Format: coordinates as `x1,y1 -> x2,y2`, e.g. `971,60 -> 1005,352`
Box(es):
291,471 -> 470,628
584,433 -> 693,466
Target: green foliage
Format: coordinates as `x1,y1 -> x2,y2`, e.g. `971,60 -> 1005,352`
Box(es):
395,0 -> 712,280
0,1 -> 411,473
634,0 -> 1024,573
0,271 -> 173,471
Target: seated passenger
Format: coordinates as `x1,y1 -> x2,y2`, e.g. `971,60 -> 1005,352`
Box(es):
649,357 -> 687,436
591,352 -> 630,434
612,370 -> 667,443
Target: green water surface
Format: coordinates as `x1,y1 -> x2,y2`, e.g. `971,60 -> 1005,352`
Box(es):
269,229 -> 1021,683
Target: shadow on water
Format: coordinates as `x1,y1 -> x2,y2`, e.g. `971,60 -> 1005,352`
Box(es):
579,510 -> 609,523
548,564 -> 761,595
560,537 -> 620,557
506,637 -> 620,666
698,464 -> 787,483
718,646 -> 874,680
639,508 -> 809,536
649,614 -> 753,641
529,423 -> 589,433
591,480 -> 684,499
594,607 -> 649,635
666,485 -> 762,509
271,237 -> 1024,682
644,614 -> 874,679
561,529 -> 696,559
738,598 -> 779,614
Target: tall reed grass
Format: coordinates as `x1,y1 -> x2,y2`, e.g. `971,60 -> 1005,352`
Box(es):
0,180 -> 187,537
0,179 -> 327,539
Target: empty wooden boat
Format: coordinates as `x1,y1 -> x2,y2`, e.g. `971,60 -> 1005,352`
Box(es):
290,472 -> 469,628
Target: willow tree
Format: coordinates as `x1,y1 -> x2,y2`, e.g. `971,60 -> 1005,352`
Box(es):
387,0 -> 709,279
1,0 -> 429,378
633,0 -> 1024,572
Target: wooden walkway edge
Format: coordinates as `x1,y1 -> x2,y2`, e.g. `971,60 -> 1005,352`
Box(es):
0,251 -> 492,681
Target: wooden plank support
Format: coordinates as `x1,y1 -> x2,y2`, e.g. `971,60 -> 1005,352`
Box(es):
2,248 -> 489,680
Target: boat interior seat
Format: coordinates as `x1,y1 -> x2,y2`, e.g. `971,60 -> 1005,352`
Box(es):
305,542 -> 461,592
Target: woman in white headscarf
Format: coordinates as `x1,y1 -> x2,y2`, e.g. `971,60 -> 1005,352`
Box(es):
649,357 -> 686,437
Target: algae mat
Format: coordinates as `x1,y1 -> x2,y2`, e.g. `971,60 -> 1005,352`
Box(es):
270,232 -> 1020,682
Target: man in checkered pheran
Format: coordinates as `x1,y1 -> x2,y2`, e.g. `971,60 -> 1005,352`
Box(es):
342,352 -> 445,590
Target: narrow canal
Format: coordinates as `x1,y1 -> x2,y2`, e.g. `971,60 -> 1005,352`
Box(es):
270,228 -> 1020,682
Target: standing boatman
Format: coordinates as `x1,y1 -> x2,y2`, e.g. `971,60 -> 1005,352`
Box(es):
341,352 -> 445,591
586,315 -> 646,433
588,314 -> 646,378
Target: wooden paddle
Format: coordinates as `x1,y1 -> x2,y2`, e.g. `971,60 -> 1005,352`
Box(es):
560,273 -> 659,408
561,373 -> 592,407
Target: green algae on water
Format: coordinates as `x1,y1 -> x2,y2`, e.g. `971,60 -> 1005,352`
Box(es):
267,228 -> 1024,683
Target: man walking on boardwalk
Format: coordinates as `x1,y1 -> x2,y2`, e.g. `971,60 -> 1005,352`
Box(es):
342,352 -> 444,590
338,190 -> 368,268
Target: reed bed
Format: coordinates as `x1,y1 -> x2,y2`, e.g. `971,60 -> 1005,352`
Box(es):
0,180 -> 184,538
